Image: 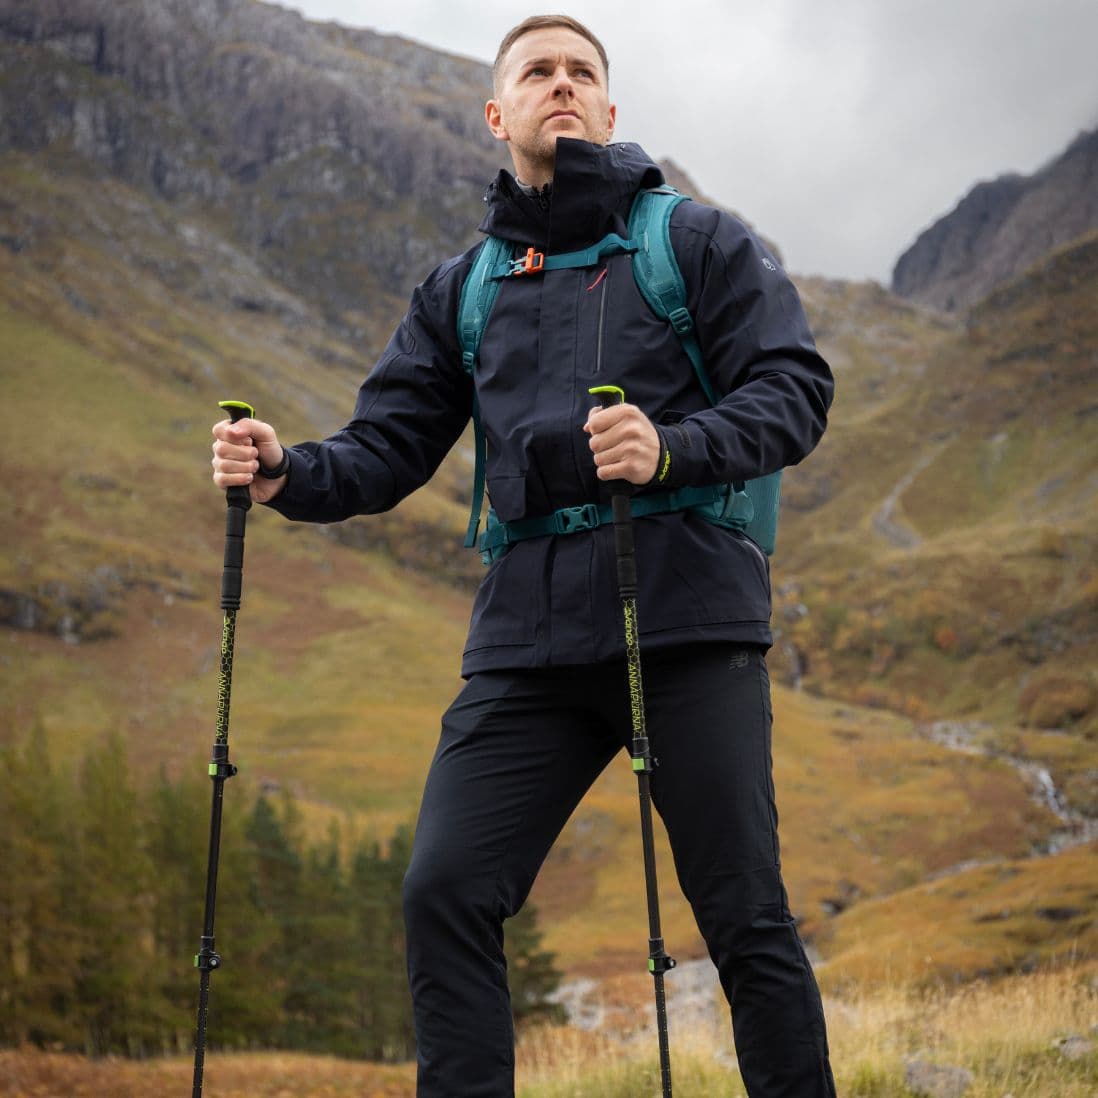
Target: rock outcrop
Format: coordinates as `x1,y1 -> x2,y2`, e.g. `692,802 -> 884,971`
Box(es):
0,0 -> 506,318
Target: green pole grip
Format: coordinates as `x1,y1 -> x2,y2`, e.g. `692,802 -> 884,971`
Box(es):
589,384 -> 625,408
218,400 -> 255,422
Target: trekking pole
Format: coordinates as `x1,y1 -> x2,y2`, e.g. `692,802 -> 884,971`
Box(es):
590,385 -> 675,1097
192,399 -> 254,1097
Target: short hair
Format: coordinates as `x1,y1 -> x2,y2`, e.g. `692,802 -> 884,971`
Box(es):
492,15 -> 610,94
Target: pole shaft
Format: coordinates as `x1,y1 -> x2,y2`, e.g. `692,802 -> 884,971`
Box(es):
193,436 -> 250,1094
193,970 -> 211,1098
590,384 -> 675,1093
620,547 -> 675,1096
192,605 -> 239,1097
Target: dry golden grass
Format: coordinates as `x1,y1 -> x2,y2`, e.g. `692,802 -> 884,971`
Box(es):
824,965 -> 1098,1096
0,1048 -> 416,1097
817,843 -> 1097,987
1,967 -> 1092,1095
513,965 -> 1098,1097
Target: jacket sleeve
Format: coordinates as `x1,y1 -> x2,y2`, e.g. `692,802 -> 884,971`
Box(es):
265,253 -> 474,524
654,204 -> 833,488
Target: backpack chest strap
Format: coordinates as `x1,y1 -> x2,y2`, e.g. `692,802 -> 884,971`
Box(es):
492,233 -> 639,279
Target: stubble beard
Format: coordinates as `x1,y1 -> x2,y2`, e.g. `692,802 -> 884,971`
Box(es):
518,115 -> 612,181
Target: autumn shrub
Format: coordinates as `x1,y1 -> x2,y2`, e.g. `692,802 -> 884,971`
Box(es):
1018,674 -> 1096,728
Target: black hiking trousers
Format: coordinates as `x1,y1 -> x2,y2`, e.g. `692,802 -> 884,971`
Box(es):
402,643 -> 836,1097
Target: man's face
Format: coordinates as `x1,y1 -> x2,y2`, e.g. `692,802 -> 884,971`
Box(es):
486,27 -> 616,185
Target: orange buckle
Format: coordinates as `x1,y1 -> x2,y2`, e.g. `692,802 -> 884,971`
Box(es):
512,247 -> 545,276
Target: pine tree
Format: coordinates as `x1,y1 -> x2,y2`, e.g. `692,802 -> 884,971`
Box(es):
0,729 -> 80,1047
221,788 -> 308,1047
349,824 -> 415,1060
505,902 -> 566,1027
288,821 -> 361,1054
147,765 -> 218,1052
66,733 -> 159,1055
197,785 -> 283,1050
0,740 -> 569,1058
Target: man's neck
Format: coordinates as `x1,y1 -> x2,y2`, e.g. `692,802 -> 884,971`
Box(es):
516,179 -> 551,196
511,151 -> 555,189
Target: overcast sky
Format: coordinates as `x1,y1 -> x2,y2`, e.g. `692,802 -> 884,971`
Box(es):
285,0 -> 1097,284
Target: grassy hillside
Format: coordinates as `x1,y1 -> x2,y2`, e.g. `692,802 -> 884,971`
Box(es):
0,151 -> 475,829
776,238 -> 1098,816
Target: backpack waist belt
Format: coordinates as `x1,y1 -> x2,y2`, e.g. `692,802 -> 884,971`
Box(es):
479,483 -> 752,564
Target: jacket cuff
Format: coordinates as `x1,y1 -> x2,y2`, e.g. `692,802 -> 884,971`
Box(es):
645,428 -> 672,488
262,447 -> 303,516
652,422 -> 705,490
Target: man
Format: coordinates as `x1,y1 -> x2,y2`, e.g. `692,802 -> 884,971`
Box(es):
212,14 -> 836,1097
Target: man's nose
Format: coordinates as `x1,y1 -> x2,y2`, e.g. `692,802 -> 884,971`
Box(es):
550,66 -> 575,96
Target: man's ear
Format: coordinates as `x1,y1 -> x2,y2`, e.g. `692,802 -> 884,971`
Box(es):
485,99 -> 509,142
606,103 -> 617,142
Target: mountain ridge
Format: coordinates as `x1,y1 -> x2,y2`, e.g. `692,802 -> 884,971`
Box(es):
892,125 -> 1098,310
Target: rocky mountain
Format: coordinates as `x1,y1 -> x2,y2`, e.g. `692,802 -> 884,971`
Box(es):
892,126 -> 1098,311
0,0 -> 505,326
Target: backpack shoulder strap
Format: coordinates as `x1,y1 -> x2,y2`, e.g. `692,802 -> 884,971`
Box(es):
458,236 -> 511,375
457,237 -> 511,548
627,187 -> 719,406
629,187 -> 783,554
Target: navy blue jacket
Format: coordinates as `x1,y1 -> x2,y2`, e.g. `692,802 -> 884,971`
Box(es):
268,140 -> 833,675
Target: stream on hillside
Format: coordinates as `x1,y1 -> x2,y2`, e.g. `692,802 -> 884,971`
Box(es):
920,719 -> 1097,856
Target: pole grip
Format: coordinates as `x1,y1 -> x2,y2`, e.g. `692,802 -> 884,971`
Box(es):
218,400 -> 253,610
588,387 -> 627,500
588,387 -> 637,594
590,384 -> 625,411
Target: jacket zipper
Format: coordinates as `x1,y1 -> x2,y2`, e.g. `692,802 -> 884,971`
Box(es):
593,267 -> 609,374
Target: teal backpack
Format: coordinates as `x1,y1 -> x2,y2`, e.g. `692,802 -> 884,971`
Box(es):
457,186 -> 782,564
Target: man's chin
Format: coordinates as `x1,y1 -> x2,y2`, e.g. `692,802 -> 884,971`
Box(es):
544,118 -> 586,138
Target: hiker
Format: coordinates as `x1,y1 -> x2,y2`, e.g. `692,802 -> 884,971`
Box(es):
212,14 -> 836,1097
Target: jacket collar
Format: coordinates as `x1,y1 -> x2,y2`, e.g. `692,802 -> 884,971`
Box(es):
478,139 -> 665,252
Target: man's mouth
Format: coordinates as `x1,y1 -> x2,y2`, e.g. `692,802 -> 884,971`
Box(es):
547,110 -> 580,121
